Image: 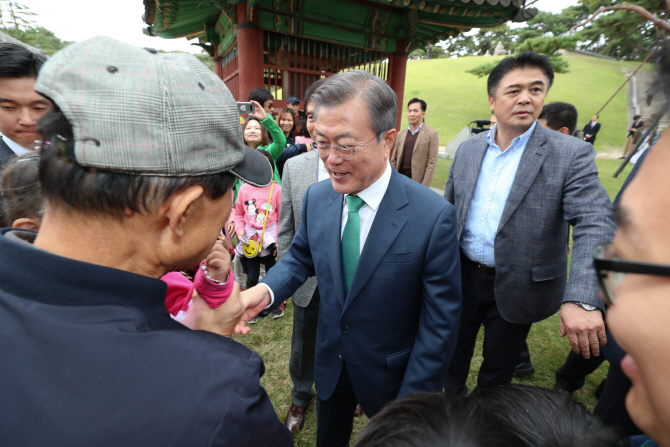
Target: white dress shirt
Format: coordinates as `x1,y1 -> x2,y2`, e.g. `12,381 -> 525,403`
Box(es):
340,161 -> 392,253
317,157 -> 330,182
261,160 -> 392,305
2,135 -> 35,156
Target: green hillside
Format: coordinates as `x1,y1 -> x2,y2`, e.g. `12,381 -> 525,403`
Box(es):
401,53 -> 653,153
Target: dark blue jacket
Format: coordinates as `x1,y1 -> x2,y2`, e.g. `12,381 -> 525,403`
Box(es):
0,229 -> 292,447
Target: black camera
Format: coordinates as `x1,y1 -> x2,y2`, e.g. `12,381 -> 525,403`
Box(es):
470,119 -> 492,135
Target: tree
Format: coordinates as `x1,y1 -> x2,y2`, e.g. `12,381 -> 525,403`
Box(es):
575,0 -> 668,60
473,24 -> 516,54
0,0 -> 34,40
194,52 -> 214,71
0,1 -> 70,55
438,33 -> 476,57
466,35 -> 576,78
515,6 -> 591,42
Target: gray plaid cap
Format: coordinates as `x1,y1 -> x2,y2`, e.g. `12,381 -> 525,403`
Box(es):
33,35 -> 271,187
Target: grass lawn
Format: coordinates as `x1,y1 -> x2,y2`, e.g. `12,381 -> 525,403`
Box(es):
401,54 -> 654,154
232,157 -> 633,446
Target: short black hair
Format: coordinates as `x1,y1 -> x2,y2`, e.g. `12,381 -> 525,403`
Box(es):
248,88 -> 274,105
539,102 -> 578,135
407,98 -> 426,112
487,52 -> 554,97
37,107 -> 235,219
303,78 -> 328,108
0,43 -> 46,78
353,393 -> 525,447
478,385 -> 619,447
633,114 -> 641,120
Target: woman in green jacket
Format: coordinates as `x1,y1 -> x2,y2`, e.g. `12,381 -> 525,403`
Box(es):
236,100 -> 286,198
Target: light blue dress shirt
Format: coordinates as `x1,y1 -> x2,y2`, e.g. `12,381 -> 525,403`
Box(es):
461,121 -> 537,267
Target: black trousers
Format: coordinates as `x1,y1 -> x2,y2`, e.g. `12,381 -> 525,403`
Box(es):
555,350 -> 605,392
443,252 -> 531,393
316,362 -> 359,447
239,254 -> 276,289
289,287 -> 320,407
518,340 -> 531,365
556,329 -> 641,437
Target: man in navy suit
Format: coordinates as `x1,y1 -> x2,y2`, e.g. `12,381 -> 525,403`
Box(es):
239,70 -> 462,447
583,114 -> 601,144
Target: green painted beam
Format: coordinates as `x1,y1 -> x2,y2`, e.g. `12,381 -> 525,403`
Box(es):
142,0 -> 532,54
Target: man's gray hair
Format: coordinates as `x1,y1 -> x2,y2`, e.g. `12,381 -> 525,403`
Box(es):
311,70 -> 397,140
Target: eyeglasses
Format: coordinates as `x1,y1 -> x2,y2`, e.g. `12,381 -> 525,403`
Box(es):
311,135 -> 378,160
594,242 -> 670,305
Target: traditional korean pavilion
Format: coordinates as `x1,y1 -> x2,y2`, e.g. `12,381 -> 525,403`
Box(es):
142,0 -> 535,128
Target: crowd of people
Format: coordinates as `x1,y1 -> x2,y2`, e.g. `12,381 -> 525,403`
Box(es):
1,35 -> 670,447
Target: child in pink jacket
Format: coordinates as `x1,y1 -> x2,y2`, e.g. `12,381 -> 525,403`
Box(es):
233,150 -> 281,293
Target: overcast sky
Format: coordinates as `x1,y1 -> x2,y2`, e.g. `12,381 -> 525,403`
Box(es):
18,0 -> 578,54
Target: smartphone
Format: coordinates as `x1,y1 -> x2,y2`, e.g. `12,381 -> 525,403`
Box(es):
236,102 -> 255,115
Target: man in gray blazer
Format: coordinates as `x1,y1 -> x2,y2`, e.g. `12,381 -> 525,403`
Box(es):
443,52 -> 616,392
278,78 -> 328,435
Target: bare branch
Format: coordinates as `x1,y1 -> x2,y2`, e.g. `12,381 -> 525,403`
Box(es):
570,5 -> 670,34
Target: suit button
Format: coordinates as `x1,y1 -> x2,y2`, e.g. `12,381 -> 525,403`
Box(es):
343,326 -> 349,333
338,355 -> 343,361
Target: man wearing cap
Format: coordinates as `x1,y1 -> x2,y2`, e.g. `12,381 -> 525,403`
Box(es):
287,95 -> 305,121
0,36 -> 292,446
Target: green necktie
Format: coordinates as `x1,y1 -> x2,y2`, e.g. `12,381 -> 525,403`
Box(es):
341,194 -> 366,296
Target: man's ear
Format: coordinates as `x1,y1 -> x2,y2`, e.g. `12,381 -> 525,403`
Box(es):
488,94 -> 495,111
163,185 -> 205,238
558,127 -> 570,135
12,217 -> 41,231
383,128 -> 396,157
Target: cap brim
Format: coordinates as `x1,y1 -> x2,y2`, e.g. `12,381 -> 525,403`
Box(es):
229,146 -> 273,187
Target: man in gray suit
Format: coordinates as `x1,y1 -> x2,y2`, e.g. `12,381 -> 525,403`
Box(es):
279,78 -> 328,434
443,52 -> 616,392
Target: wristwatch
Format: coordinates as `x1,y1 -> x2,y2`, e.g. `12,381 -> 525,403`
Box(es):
568,301 -> 598,311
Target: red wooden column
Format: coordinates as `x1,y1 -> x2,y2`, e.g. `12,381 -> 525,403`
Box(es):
212,44 -> 223,79
236,3 -> 264,101
388,39 -> 408,131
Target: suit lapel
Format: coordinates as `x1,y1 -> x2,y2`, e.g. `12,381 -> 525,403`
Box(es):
324,187 -> 347,308
408,123 -> 428,150
0,137 -> 15,166
496,125 -> 548,232
343,171 -> 408,314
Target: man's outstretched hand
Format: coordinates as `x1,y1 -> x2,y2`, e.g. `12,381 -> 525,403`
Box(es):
186,282 -> 243,337
235,285 -> 272,335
